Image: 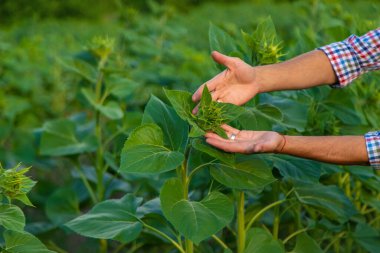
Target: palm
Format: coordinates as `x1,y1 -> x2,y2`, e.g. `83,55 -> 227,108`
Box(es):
205,125 -> 283,154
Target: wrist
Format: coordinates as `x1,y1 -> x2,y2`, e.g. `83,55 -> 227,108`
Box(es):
274,134 -> 287,153
253,65 -> 273,94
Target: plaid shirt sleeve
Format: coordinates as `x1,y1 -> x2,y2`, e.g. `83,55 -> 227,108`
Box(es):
318,28 -> 380,88
319,29 -> 380,169
365,131 -> 380,169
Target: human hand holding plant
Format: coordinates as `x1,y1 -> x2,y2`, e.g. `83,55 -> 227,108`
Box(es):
192,51 -> 259,113
205,124 -> 285,154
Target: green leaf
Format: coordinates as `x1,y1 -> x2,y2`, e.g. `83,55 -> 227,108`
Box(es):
106,76 -> 139,99
120,144 -> 184,174
191,138 -> 235,165
160,178 -> 234,244
65,194 -> 143,243
218,102 -> 246,122
58,57 -> 97,83
39,119 -> 97,156
270,155 -> 323,183
0,204 -> 25,231
160,179 -> 183,218
96,101 -> 124,120
81,88 -> 124,120
3,230 -> 56,253
209,23 -> 237,53
239,104 -> 283,131
45,188 -> 80,226
143,95 -> 189,152
13,193 -> 34,207
244,227 -> 284,253
123,123 -> 163,150
163,89 -> 205,137
210,158 -> 276,191
163,89 -> 197,125
260,94 -> 308,132
353,223 -> 380,253
200,85 -> 212,108
290,232 -> 323,253
209,23 -> 238,70
294,181 -> 357,223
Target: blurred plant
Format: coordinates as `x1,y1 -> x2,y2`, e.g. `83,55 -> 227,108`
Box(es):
0,163 -> 55,252
0,163 -> 35,206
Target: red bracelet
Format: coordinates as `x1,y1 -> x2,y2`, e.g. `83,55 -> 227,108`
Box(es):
278,135 -> 286,153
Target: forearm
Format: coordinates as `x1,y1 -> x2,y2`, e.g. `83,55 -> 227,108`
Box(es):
255,50 -> 337,93
279,135 -> 369,166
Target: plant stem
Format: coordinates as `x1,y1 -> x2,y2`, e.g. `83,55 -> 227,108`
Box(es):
73,160 -> 97,204
99,239 -> 107,253
324,232 -> 345,253
143,223 -> 185,253
283,227 -> 309,244
94,68 -> 105,201
212,235 -> 230,251
245,199 -> 286,232
344,173 -> 351,200
272,182 -> 280,240
237,191 -> 246,253
181,156 -> 193,253
95,111 -> 105,201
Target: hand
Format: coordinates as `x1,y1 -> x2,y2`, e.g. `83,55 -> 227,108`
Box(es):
205,125 -> 285,154
192,51 -> 259,114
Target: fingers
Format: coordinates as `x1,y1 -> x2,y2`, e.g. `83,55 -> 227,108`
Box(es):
205,137 -> 247,153
205,132 -> 226,141
192,104 -> 200,114
192,71 -> 225,103
221,124 -> 239,135
211,51 -> 236,69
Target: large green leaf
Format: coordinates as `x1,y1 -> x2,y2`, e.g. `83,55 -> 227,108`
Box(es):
163,88 -> 208,138
123,123 -> 163,150
270,155 -> 323,183
244,227 -> 284,253
120,144 -> 184,174
160,178 -> 234,244
290,232 -> 323,253
239,104 -> 283,131
163,89 -> 200,134
143,95 -> 189,152
209,23 -> 237,54
260,94 -> 308,132
210,158 -> 276,191
3,230 -> 55,253
209,23 -> 239,70
65,194 -> 143,243
0,204 -> 25,231
39,119 -> 97,156
191,139 -> 235,165
353,223 -> 380,253
45,188 -> 80,226
294,181 -> 357,223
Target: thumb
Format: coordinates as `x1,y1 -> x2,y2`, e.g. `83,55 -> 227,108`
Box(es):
211,51 -> 236,69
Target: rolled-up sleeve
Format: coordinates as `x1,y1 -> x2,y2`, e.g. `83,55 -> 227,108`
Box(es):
365,131 -> 380,169
319,28 -> 380,88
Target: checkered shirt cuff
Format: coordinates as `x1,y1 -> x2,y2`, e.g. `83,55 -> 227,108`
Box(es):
365,131 -> 380,169
319,28 -> 380,88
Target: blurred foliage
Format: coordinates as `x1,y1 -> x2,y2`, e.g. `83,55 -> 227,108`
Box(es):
0,0 -> 380,252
